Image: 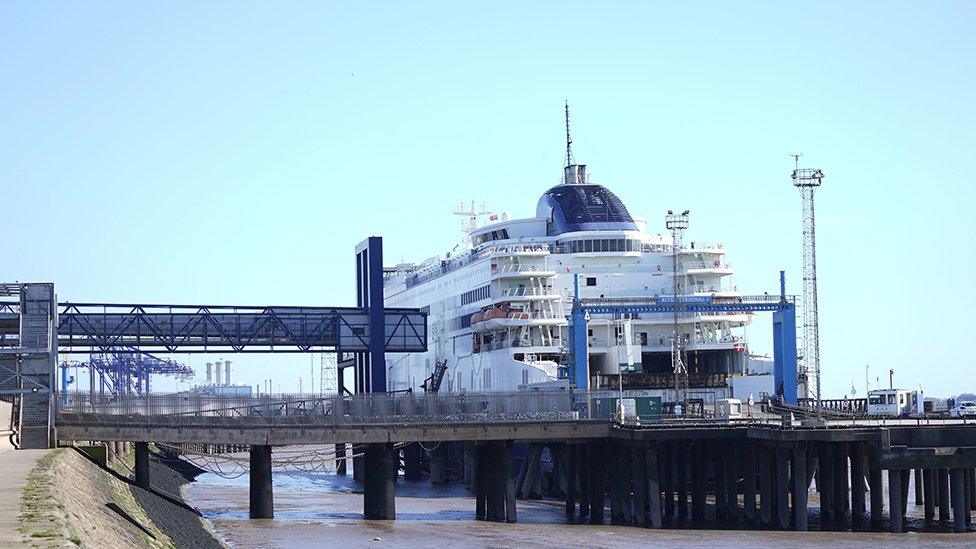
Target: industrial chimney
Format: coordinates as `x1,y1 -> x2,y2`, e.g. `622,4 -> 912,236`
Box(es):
224,360 -> 232,385
206,363 -> 213,385
214,361 -> 222,385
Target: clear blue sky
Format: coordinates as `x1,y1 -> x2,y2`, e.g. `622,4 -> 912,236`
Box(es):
2,2 -> 973,398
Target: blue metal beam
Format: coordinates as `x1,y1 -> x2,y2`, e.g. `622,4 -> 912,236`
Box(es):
51,303 -> 426,354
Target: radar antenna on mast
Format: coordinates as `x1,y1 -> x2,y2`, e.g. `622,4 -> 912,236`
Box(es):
565,100 -> 575,167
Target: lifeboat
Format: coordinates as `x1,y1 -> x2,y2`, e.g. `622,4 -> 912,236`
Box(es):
485,307 -> 507,320
471,311 -> 484,325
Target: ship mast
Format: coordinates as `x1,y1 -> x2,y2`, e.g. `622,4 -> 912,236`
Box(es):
565,100 -> 575,167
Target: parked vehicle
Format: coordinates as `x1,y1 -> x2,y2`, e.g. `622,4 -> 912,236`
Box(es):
867,389 -> 918,416
949,401 -> 976,417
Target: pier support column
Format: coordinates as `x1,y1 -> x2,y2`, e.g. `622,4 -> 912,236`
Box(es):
662,442 -> 674,519
792,446 -> 808,531
676,442 -> 688,521
353,454 -> 364,482
743,443 -> 757,524
819,443 -> 834,526
832,442 -> 849,527
938,467 -> 951,522
868,462 -> 883,530
578,445 -> 590,518
775,447 -> 790,530
900,469 -> 910,520
475,444 -> 487,520
403,443 -> 422,481
914,468 -> 924,506
759,445 -> 773,526
632,446 -> 647,527
714,444 -> 728,523
888,469 -> 903,533
430,442 -> 450,484
951,468 -> 967,533
923,468 -> 936,524
618,446 -> 633,524
134,442 -> 150,490
646,444 -> 661,528
363,443 -> 397,520
588,442 -> 606,524
249,445 -> 274,519
336,443 -> 347,475
850,443 -> 866,527
503,441 -> 517,523
566,444 -> 578,517
691,442 -> 706,523
727,443 -> 740,524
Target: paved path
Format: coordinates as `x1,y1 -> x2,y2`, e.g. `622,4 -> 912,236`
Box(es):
0,449 -> 48,546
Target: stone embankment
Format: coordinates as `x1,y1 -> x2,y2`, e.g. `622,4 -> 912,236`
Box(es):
17,445 -> 223,548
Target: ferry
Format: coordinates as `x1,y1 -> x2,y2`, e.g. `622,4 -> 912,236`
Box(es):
383,113 -> 764,404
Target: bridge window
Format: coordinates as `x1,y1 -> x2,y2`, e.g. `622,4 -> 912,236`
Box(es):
586,277 -> 597,286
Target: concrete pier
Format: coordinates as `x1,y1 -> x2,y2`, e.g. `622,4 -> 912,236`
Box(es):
869,462 -> 883,530
134,442 -> 150,489
335,443 -> 347,475
249,445 -> 274,519
675,442 -> 688,521
793,447 -> 808,531
850,443 -> 866,527
951,468 -> 966,533
363,443 -> 396,520
888,469 -> 903,533
691,443 -> 706,523
403,443 -> 422,481
939,467 -> 951,523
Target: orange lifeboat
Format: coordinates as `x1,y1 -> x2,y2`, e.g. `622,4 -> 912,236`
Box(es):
471,311 -> 484,325
486,307 -> 507,320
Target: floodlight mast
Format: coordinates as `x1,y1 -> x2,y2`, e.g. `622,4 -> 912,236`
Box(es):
790,154 -> 825,410
666,209 -> 690,408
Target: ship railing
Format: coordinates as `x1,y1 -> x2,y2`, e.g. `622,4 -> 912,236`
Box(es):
680,241 -> 726,252
491,264 -> 554,275
682,260 -> 732,271
501,287 -> 558,297
476,243 -> 550,258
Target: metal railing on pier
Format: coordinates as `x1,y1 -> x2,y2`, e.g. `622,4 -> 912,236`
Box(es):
54,390 -> 591,430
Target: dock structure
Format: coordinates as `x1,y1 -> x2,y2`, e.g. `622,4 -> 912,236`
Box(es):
53,390 -> 976,532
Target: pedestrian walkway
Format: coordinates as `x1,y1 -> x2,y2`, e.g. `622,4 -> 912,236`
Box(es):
0,449 -> 48,546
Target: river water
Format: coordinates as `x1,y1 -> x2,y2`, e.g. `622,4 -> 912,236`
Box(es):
184,466 -> 976,548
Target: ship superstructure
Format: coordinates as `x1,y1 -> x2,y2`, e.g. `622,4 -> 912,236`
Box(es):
383,117 -> 755,403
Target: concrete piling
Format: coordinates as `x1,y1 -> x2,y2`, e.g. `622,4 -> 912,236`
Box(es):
869,463 -> 884,530
475,444 -> 487,520
714,444 -> 728,523
951,468 -> 966,533
403,443 -> 422,481
727,445 -> 740,524
134,442 -> 150,490
744,444 -> 757,523
775,447 -> 790,530
676,442 -> 688,521
914,468 -> 924,505
888,469 -> 903,533
938,468 -> 951,522
758,445 -> 773,526
632,446 -> 648,527
691,443 -> 706,523
792,447 -> 808,531
662,443 -> 674,518
249,445 -> 274,519
566,444 -> 578,517
363,443 -> 397,520
588,443 -> 605,524
850,443 -> 866,527
923,468 -> 936,524
336,443 -> 347,475
646,445 -> 661,528
832,442 -> 848,526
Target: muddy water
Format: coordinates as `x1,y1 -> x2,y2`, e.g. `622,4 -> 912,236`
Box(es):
184,469 -> 976,548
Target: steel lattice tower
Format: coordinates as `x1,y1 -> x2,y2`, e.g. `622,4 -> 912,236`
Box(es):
666,209 -> 690,407
791,157 -> 825,406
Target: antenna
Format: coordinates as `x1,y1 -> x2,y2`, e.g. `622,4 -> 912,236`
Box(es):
790,154 -> 825,411
565,100 -> 574,167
